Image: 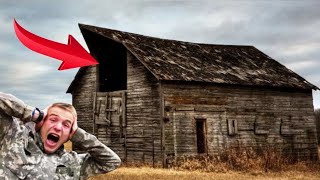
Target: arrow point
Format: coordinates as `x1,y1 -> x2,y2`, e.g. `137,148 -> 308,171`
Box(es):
67,35 -> 98,64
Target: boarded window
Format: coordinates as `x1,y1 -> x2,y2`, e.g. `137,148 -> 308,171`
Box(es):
227,119 -> 238,136
254,113 -> 273,135
280,115 -> 304,135
195,119 -> 207,154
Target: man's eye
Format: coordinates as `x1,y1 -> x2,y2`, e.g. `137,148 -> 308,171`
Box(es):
50,118 -> 57,122
63,123 -> 70,128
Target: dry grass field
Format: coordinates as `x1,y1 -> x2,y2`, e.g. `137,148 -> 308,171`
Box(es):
64,142 -> 320,180
64,141 -> 72,151
89,167 -> 320,180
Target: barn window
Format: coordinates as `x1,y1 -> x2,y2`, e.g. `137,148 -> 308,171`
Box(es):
195,119 -> 207,154
254,113 -> 273,135
227,119 -> 238,136
81,28 -> 127,92
97,40 -> 127,92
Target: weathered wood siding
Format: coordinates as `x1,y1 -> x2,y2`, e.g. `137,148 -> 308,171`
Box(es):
94,91 -> 126,160
163,82 -> 318,161
71,66 -> 97,134
126,52 -> 162,165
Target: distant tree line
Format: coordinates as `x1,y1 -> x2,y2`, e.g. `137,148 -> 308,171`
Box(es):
315,109 -> 320,143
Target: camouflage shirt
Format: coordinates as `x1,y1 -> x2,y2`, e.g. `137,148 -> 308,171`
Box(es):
0,92 -> 121,180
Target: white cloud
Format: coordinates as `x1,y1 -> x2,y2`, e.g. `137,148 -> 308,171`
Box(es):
12,63 -> 49,79
286,60 -> 319,72
0,0 -> 319,110
281,43 -> 320,57
313,91 -> 320,109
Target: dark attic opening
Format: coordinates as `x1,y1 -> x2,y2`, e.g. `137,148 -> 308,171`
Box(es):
81,28 -> 127,92
196,119 -> 207,154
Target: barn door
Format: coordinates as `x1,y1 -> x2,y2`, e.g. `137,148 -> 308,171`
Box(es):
93,91 -> 126,159
195,118 -> 207,154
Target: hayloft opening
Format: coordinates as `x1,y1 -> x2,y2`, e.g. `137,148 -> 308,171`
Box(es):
81,28 -> 127,92
196,119 -> 207,154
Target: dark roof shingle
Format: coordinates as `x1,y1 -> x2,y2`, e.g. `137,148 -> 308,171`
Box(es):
67,24 -> 319,93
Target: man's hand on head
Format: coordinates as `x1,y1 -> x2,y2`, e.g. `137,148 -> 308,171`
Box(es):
35,107 -> 48,131
69,117 -> 78,140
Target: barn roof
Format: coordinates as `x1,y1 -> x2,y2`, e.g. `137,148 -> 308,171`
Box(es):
67,24 -> 318,93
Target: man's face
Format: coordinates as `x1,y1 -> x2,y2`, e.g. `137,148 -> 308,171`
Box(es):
40,106 -> 75,154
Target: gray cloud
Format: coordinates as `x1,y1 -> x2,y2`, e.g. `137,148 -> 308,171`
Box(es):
0,0 -> 319,109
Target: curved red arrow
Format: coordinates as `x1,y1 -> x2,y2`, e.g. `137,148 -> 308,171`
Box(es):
13,19 -> 98,70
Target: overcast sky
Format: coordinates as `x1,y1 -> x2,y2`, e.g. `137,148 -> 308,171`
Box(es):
0,0 -> 319,109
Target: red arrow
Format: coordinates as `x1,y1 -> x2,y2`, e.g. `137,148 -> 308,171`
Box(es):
13,19 -> 98,70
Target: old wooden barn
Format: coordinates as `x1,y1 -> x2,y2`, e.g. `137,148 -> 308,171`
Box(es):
67,24 -> 319,166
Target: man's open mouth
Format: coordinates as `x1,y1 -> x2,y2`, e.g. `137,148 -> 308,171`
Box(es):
47,133 -> 60,143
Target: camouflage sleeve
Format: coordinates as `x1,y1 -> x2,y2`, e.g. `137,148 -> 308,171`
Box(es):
71,128 -> 121,179
0,92 -> 34,122
0,92 -> 35,141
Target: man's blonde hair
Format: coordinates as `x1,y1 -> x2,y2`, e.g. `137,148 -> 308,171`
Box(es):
48,103 -> 77,120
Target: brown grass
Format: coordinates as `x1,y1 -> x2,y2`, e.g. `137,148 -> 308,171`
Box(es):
64,141 -> 72,151
88,147 -> 320,180
171,146 -> 320,173
89,167 -> 320,180
178,147 -> 290,172
69,144 -> 320,180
